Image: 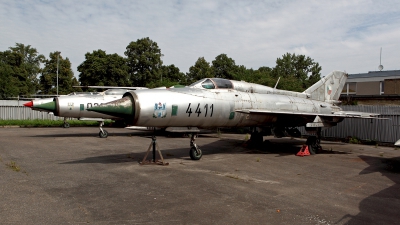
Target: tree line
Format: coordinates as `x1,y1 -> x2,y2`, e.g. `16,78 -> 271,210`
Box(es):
0,37 -> 322,99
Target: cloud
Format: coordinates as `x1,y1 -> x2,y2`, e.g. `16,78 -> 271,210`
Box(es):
1,0 -> 400,79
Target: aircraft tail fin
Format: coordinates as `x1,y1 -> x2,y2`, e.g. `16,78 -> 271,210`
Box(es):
303,71 -> 347,102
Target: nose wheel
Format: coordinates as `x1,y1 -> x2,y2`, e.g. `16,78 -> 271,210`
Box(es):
98,121 -> 108,138
99,130 -> 108,138
189,133 -> 202,160
63,117 -> 70,128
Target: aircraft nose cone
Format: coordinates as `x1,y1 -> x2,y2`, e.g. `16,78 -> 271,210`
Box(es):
87,96 -> 134,118
34,101 -> 57,112
23,101 -> 33,107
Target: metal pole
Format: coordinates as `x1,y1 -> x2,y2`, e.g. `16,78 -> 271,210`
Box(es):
152,136 -> 156,162
57,53 -> 59,96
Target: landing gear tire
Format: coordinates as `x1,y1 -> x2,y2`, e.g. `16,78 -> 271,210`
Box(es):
306,136 -> 320,155
250,131 -> 263,148
63,122 -> 70,128
189,147 -> 202,160
99,130 -> 108,138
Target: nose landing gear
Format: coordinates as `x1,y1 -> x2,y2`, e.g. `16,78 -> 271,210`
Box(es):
98,121 -> 108,138
189,133 -> 202,160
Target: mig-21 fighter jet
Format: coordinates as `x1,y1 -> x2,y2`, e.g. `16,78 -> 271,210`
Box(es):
87,71 -> 380,160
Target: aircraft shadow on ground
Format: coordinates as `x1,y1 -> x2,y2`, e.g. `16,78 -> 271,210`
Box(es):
335,156 -> 400,224
27,131 -> 155,138
61,136 -> 349,165
28,129 -> 214,138
59,148 -> 189,165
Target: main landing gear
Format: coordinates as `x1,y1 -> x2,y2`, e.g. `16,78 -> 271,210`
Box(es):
249,128 -> 264,148
305,128 -> 322,155
189,133 -> 202,160
98,121 -> 108,138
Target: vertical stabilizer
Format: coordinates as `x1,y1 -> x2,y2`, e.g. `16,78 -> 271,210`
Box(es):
303,71 -> 347,102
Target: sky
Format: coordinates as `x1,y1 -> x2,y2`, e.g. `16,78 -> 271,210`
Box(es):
1,0 -> 400,80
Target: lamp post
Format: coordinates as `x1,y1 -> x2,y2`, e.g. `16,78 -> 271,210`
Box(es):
56,53 -> 59,96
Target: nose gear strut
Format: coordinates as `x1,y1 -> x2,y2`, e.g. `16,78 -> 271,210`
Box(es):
98,121 -> 108,138
189,133 -> 202,160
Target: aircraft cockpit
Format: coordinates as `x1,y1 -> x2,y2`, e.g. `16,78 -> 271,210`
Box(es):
189,78 -> 233,89
104,89 -> 129,95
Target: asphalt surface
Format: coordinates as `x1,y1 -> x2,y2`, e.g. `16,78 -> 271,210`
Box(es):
0,127 -> 399,225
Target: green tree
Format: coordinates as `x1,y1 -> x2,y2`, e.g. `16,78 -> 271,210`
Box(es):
0,51 -> 23,98
0,61 -> 19,99
125,37 -> 163,87
146,64 -> 186,88
231,65 -> 256,82
272,53 -> 321,91
253,66 -> 275,87
9,43 -> 45,91
78,50 -> 129,87
0,43 -> 45,98
40,52 -> 77,95
186,57 -> 212,84
211,54 -> 238,79
162,64 -> 186,86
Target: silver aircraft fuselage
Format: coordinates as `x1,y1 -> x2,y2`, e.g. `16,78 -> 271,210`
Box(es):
54,94 -> 122,119
118,87 -> 341,128
27,92 -> 99,111
88,71 -> 378,131
28,89 -> 130,120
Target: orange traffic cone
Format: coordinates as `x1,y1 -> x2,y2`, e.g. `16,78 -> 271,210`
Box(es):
296,145 -> 311,157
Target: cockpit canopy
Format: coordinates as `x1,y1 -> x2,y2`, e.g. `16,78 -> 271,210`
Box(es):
68,92 -> 100,96
189,78 -> 233,89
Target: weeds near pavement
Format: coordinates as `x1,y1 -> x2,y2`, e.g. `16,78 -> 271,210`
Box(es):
225,174 -> 239,180
6,161 -> 20,172
349,136 -> 361,144
217,129 -> 221,138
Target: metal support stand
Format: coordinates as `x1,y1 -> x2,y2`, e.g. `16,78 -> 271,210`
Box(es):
140,136 -> 169,166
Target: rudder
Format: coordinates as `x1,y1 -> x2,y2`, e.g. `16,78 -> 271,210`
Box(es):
303,71 -> 347,102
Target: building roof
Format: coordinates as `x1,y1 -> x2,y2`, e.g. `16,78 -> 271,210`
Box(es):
349,70 -> 400,79
347,70 -> 400,82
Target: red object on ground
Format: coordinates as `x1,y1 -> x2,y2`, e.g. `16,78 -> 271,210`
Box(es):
296,145 -> 310,157
23,101 -> 33,107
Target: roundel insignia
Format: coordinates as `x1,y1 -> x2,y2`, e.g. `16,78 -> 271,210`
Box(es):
327,85 -> 332,95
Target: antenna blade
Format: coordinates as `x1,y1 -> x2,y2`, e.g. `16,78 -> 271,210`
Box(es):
274,77 -> 281,89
